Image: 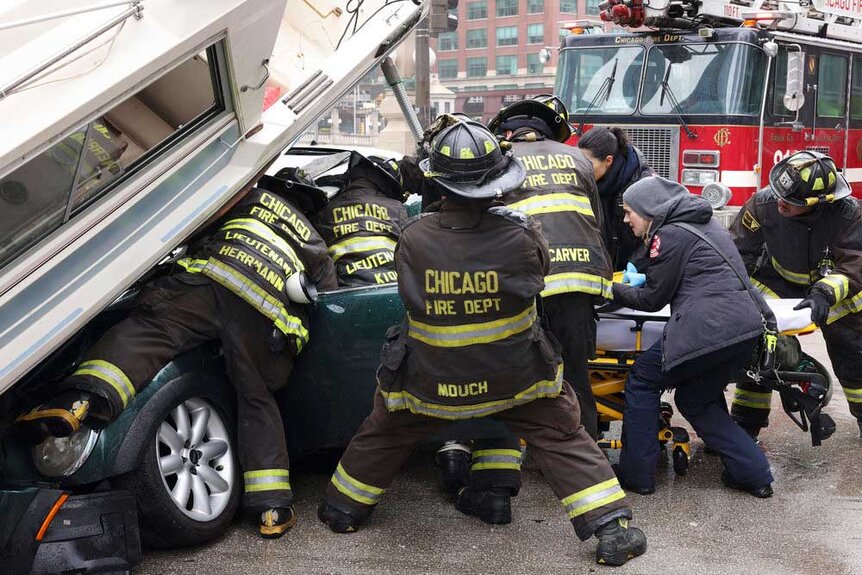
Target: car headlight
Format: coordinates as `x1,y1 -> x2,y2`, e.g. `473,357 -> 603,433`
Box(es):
33,427 -> 99,478
681,169 -> 719,186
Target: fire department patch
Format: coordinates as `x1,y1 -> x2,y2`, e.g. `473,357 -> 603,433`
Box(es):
650,235 -> 661,258
742,210 -> 761,232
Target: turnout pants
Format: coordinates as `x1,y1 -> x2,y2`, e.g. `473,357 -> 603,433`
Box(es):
543,293 -> 599,440
619,338 -> 772,492
732,322 -> 862,427
63,273 -> 295,512
325,382 -> 631,540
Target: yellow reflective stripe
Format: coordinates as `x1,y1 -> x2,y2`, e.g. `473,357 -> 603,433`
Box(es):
816,274 -> 850,304
770,257 -> 812,285
561,478 -> 626,519
221,218 -> 304,272
541,273 -> 612,298
327,235 -> 397,263
407,305 -> 536,348
750,278 -> 780,299
330,463 -> 384,505
732,388 -> 772,409
74,360 -> 135,408
243,469 -> 291,492
191,258 -> 309,348
471,449 -> 522,471
508,193 -> 595,218
380,364 -> 563,420
826,289 -> 862,324
177,258 -> 207,273
843,388 -> 862,403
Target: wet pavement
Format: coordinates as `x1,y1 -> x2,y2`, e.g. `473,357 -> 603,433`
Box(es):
137,332 -> 862,574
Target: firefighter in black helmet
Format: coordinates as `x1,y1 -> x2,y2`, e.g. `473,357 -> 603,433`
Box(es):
317,117 -> 646,567
489,94 -> 612,440
730,151 -> 862,438
15,168 -> 339,539
314,152 -> 409,287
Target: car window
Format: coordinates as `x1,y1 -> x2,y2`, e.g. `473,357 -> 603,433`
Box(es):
0,45 -> 223,270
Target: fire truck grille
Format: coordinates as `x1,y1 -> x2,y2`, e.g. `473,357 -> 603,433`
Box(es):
805,146 -> 830,156
621,127 -> 679,180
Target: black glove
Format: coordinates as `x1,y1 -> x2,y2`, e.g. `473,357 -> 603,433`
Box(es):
794,291 -> 831,328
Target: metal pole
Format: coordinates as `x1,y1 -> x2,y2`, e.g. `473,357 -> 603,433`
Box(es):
0,3 -> 143,99
381,57 -> 424,142
0,0 -> 141,32
415,16 -> 431,128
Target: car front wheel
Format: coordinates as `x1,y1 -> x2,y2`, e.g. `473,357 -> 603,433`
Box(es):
115,395 -> 241,549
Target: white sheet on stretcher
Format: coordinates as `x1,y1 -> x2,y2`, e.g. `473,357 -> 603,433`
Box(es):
595,298 -> 814,353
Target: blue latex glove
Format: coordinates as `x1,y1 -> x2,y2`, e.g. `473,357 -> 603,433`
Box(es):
622,262 -> 646,287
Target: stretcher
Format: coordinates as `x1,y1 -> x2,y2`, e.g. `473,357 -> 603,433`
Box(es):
589,298 -> 834,475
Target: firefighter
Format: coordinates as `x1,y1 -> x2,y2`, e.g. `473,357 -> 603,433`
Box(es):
314,152 -> 409,287
730,151 -> 862,439
317,118 -> 646,567
488,95 -> 613,441
612,176 -> 774,497
577,127 -> 654,271
14,168 -> 339,539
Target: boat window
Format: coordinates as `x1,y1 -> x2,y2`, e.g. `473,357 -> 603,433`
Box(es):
0,45 -> 224,270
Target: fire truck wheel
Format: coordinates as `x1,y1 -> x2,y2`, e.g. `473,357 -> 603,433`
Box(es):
115,392 -> 240,549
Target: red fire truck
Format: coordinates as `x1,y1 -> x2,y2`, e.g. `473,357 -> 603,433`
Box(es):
554,0 -> 862,207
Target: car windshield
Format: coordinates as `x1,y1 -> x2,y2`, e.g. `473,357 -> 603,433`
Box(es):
555,46 -> 645,115
640,42 -> 766,115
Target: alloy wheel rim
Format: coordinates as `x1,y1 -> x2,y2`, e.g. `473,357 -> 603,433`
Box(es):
156,397 -> 235,522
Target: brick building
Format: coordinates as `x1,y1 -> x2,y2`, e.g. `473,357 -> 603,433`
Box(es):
432,0 -> 602,123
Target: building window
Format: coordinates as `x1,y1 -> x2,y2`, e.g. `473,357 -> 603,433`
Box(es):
437,31 -> 458,51
527,23 -> 544,44
496,55 -> 518,76
503,94 -> 523,103
467,28 -> 488,49
560,0 -> 577,12
527,53 -> 544,74
527,0 -> 544,14
444,101 -> 452,113
466,0 -> 488,20
497,0 -> 518,17
466,57 -> 488,77
438,59 -> 459,79
586,0 -> 601,15
0,46 -> 223,270
496,26 -> 518,47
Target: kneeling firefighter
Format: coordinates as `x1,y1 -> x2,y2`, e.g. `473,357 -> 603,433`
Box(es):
15,169 -> 339,539
730,151 -> 862,439
314,152 -> 409,287
317,118 -> 646,567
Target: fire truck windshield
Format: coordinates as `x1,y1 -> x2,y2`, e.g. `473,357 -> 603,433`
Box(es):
641,42 -> 766,116
556,41 -> 767,118
556,46 -> 645,115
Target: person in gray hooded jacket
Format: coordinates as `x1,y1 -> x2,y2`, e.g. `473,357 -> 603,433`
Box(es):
611,176 -> 774,498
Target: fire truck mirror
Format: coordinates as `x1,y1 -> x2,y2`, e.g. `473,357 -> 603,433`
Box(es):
538,48 -> 552,65
783,51 -> 806,112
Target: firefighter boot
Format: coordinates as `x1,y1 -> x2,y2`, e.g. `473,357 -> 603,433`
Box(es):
259,506 -> 296,539
594,518 -> 647,567
720,471 -> 773,499
318,498 -> 372,533
455,486 -> 512,525
434,441 -> 471,493
13,391 -> 97,445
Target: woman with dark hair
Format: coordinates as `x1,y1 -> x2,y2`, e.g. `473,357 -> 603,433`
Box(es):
578,127 -> 653,270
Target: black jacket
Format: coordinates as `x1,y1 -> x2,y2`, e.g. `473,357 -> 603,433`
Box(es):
612,194 -> 764,371
596,145 -> 653,271
731,189 -> 862,330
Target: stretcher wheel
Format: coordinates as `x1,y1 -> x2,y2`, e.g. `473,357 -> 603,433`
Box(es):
672,445 -> 689,476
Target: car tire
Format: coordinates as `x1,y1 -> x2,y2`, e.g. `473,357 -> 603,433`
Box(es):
114,391 -> 241,549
